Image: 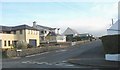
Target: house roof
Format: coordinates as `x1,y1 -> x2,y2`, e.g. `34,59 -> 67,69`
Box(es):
46,32 -> 57,36
12,25 -> 38,30
107,19 -> 120,31
0,26 -> 12,32
63,27 -> 79,35
36,25 -> 56,30
0,25 -> 38,32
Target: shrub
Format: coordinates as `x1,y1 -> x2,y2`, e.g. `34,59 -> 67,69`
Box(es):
12,41 -> 27,49
2,49 -> 8,58
73,36 -> 81,41
27,44 -> 34,48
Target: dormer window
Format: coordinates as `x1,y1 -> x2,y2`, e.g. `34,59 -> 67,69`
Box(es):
45,31 -> 47,33
41,31 -> 44,34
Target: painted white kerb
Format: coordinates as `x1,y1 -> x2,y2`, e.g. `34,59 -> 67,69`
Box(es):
105,54 -> 120,61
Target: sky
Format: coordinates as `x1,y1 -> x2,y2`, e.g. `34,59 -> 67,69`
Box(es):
0,0 -> 119,37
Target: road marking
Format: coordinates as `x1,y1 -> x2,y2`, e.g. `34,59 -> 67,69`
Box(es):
54,61 -> 75,67
11,57 -> 21,59
22,61 -> 53,65
22,61 -> 75,67
21,61 -> 32,64
62,60 -> 67,63
25,52 -> 49,57
21,61 -> 28,64
40,52 -> 49,55
36,62 -> 43,65
57,63 -> 74,67
65,64 -> 74,67
56,49 -> 67,52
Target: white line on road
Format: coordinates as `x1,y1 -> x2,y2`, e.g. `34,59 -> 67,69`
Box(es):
22,60 -> 75,67
55,62 -> 75,67
40,52 -> 49,55
25,52 -> 49,57
22,61 -> 53,65
55,49 -> 67,52
65,64 -> 74,67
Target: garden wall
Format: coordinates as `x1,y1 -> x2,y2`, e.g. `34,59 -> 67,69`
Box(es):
2,40 -> 90,58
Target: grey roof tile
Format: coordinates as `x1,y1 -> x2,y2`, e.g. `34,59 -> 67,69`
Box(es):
0,24 -> 38,32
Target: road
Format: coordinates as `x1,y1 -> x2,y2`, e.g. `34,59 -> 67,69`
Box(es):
2,40 -> 103,68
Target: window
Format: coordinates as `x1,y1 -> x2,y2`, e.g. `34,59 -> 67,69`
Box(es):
41,31 -> 44,34
8,41 -> 10,46
20,30 -> 22,34
45,31 -> 47,33
4,41 -> 6,46
13,31 -> 16,34
12,40 -> 17,46
41,36 -> 44,40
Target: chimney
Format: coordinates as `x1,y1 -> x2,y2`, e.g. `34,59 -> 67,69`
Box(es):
112,19 -> 113,25
33,21 -> 36,28
57,28 -> 60,34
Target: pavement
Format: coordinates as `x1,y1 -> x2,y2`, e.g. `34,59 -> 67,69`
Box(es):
68,40 -> 119,68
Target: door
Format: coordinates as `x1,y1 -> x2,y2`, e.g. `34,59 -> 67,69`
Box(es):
29,39 -> 37,47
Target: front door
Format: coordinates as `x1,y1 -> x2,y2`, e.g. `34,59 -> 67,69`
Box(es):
29,39 -> 37,47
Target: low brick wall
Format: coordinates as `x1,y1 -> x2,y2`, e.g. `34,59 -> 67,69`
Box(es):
2,40 -> 91,58
3,45 -> 68,57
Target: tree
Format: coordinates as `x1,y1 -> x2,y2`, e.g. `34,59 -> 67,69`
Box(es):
73,36 -> 81,41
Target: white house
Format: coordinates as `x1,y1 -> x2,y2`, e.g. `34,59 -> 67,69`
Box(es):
105,19 -> 120,61
107,19 -> 120,35
33,21 -> 66,43
62,27 -> 79,41
63,27 -> 79,36
46,32 -> 66,43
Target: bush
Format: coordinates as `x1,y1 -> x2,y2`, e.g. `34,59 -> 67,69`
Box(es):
2,49 -> 8,58
55,43 -> 60,46
27,44 -> 34,48
13,41 -> 27,49
73,36 -> 81,41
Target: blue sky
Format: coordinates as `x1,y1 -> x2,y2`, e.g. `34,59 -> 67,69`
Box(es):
1,1 -> 119,36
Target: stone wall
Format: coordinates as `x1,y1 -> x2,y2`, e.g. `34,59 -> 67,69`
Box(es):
2,40 -> 90,58
2,45 -> 68,57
